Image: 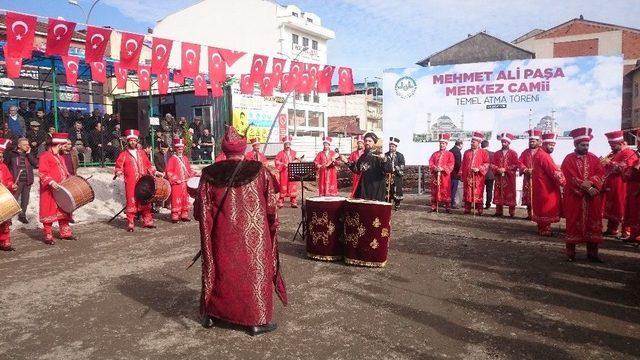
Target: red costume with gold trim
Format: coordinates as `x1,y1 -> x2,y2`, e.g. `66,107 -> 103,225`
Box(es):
274,137 -> 298,207
623,153 -> 640,241
491,138 -> 519,216
314,138 -> 340,196
461,132 -> 490,214
0,139 -> 14,249
428,149 -> 455,210
531,134 -> 566,236
602,131 -> 636,236
166,140 -> 196,222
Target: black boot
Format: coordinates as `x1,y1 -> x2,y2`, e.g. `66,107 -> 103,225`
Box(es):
248,323 -> 277,336
202,315 -> 215,329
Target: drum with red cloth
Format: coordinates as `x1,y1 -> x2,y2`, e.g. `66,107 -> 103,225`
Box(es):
343,199 -> 392,267
53,176 -> 95,213
305,196 -> 346,261
135,175 -> 171,203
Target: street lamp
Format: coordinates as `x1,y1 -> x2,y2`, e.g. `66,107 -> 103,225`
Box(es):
68,0 -> 101,24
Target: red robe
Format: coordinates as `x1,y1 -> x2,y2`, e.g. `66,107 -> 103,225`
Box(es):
461,148 -> 489,204
0,162 -> 14,246
519,148 -> 539,206
114,149 -> 156,216
274,149 -> 298,201
602,147 -> 636,223
532,150 -> 565,224
194,161 -> 287,326
245,149 -> 268,165
428,150 -> 455,203
491,149 -> 519,207
348,149 -> 364,197
38,150 -> 72,224
215,153 -> 226,162
314,150 -> 340,196
561,152 -> 605,244
166,154 -> 196,219
623,154 -> 640,230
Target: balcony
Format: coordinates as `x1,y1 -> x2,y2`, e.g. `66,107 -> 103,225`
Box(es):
278,16 -> 335,40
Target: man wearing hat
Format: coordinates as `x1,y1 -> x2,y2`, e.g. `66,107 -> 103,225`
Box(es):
194,126 -> 287,336
314,136 -> 341,196
166,138 -> 198,223
0,139 -> 17,251
245,138 -> 268,165
5,137 -> 38,224
38,132 -> 75,244
531,133 -> 566,237
274,135 -> 300,208
601,130 -> 636,238
114,129 -> 161,232
350,132 -> 390,201
428,133 -> 455,212
386,137 -> 405,210
491,133 -> 520,217
519,129 -> 542,220
347,135 -> 365,197
561,127 -> 606,262
622,133 -> 640,243
461,131 -> 490,215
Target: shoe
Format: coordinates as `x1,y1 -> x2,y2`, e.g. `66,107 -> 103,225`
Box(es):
171,220 -> 179,224
484,205 -> 490,209
492,213 -> 503,217
587,256 -> 604,263
44,239 -> 55,245
181,218 -> 191,222
603,231 -> 619,237
248,323 -> 277,336
291,203 -> 299,208
143,224 -> 157,229
0,245 -> 15,251
18,216 -> 28,224
445,209 -> 451,214
61,236 -> 76,241
566,256 -> 575,262
202,315 -> 215,329
127,227 -> 134,233
524,216 -> 532,220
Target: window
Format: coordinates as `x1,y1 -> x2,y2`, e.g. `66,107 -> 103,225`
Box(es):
313,94 -> 319,103
292,34 -> 299,44
308,111 -> 324,128
288,109 -> 305,127
295,93 -> 301,101
302,37 -> 309,47
303,94 -> 310,102
307,18 -> 313,23
312,40 -> 318,50
292,12 -> 298,17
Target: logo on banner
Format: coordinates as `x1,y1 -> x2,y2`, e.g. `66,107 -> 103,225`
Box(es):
395,76 -> 416,99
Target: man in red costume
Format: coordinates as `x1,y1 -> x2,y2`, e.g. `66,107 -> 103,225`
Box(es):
519,129 -> 542,220
532,133 -> 566,237
274,135 -> 299,208
428,133 -> 455,212
561,127 -> 605,262
166,138 -> 197,223
114,129 -> 160,232
601,130 -> 636,238
194,126 -> 287,336
623,132 -> 640,243
0,139 -> 17,251
39,132 -> 74,244
461,131 -> 490,215
245,138 -> 268,165
347,135 -> 365,197
491,133 -> 519,217
314,136 -> 341,196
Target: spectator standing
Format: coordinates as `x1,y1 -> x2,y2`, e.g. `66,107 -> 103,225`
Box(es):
90,122 -> 118,162
199,128 -> 214,161
6,105 -> 25,138
449,140 -> 463,208
70,121 -> 92,164
61,139 -> 79,175
481,140 -> 495,209
17,101 -> 33,120
5,138 -> 38,223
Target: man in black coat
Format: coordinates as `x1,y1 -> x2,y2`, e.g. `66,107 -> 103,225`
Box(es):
5,138 -> 38,223
349,132 -> 391,202
449,139 -> 463,208
385,137 -> 405,210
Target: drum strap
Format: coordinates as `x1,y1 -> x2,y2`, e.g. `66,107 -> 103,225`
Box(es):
175,155 -> 188,176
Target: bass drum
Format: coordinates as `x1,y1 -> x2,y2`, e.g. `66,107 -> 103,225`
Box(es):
305,196 -> 347,261
135,175 -> 171,203
342,199 -> 392,267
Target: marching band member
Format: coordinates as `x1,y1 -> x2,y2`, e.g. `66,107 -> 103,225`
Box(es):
531,133 -> 565,237
461,132 -> 490,215
39,133 -> 74,244
166,138 -> 197,223
314,136 -> 341,196
385,137 -> 405,210
347,135 -> 365,197
114,129 -> 161,232
490,133 -> 519,217
350,132 -> 390,201
519,129 -> 542,220
245,138 -> 268,165
622,131 -> 640,243
0,139 -> 16,251
274,136 -> 300,208
428,133 -> 455,212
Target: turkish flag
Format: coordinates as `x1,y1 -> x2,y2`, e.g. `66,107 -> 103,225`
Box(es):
3,48 -> 22,79
151,37 -> 173,74
211,80 -> 224,98
249,54 -> 268,84
290,61 -> 304,77
45,18 -> 76,56
84,26 -> 111,63
157,71 -> 169,95
240,74 -> 253,94
281,72 -> 300,93
90,61 -> 107,83
218,48 -> 246,67
207,47 -> 226,82
173,70 -> 185,85
260,74 -> 275,97
296,72 -> 314,94
138,64 -> 151,91
271,58 -> 286,86
338,67 -> 355,94
5,12 -> 37,59
181,42 -> 201,78
114,62 -> 128,89
317,65 -> 335,93
119,32 -> 144,70
306,63 -> 320,90
194,74 -> 208,97
61,55 -> 80,86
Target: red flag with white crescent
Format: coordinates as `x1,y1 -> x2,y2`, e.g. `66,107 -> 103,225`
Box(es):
194,74 -> 208,97
157,71 -> 169,95
211,80 -> 224,98
338,67 -> 355,94
296,72 -> 313,94
5,12 -> 37,59
281,72 -> 300,93
114,62 -> 128,89
45,18 -> 76,56
260,74 -> 275,97
119,32 -> 144,70
207,47 -> 226,82
306,63 -> 320,82
151,37 -> 173,74
89,61 -> 107,83
61,55 -> 80,86
84,26 -> 111,63
138,64 -> 151,91
3,48 -> 23,79
249,54 -> 268,84
181,42 -> 201,78
218,48 -> 246,67
289,61 -> 304,77
240,74 -> 253,95
317,65 -> 335,93
271,57 -> 287,87
173,70 -> 185,85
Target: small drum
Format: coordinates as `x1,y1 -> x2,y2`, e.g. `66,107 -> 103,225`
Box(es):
343,199 -> 392,267
305,196 -> 347,261
53,176 -> 95,214
0,183 -> 20,223
187,177 -> 201,198
135,175 -> 171,203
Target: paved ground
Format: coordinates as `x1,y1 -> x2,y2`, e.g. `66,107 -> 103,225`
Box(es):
1,194 -> 640,359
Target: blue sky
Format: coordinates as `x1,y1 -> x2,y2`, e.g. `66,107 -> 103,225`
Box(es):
1,0 -> 638,82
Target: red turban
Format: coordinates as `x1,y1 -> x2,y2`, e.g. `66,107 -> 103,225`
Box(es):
221,126 -> 246,155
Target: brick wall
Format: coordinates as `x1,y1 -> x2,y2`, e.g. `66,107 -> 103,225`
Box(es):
553,38 -> 599,57
622,31 -> 640,60
536,21 -> 614,39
